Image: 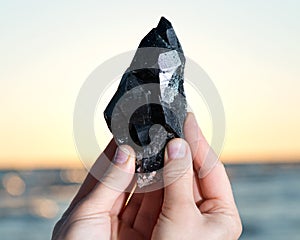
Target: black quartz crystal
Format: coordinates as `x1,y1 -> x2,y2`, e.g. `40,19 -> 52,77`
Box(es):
104,17 -> 187,187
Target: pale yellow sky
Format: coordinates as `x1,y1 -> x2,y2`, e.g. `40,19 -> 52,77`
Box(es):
1,1 -> 300,169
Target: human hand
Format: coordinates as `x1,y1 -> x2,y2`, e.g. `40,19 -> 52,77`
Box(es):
52,112 -> 242,240
151,112 -> 242,239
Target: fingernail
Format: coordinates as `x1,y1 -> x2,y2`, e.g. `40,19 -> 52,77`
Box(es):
113,146 -> 130,164
167,139 -> 187,160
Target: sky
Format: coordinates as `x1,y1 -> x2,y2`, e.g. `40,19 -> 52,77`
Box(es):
0,0 -> 300,169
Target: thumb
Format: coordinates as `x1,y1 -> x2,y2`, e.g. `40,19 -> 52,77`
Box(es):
78,145 -> 135,213
163,138 -> 194,206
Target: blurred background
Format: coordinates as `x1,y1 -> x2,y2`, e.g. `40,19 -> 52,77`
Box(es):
1,1 -> 300,239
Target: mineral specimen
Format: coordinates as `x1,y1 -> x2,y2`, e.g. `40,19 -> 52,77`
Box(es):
104,17 -> 187,187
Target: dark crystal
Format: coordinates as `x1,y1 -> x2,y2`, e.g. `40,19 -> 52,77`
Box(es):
104,17 -> 187,187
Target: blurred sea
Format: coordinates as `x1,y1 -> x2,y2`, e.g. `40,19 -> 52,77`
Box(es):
0,163 -> 299,240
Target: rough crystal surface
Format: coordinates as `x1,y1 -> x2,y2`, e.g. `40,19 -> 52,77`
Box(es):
104,17 -> 187,187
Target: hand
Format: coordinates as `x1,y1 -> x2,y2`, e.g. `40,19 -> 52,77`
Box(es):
52,112 -> 242,240
151,113 -> 242,240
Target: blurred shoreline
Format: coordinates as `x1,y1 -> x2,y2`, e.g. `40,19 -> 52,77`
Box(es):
1,162 -> 300,240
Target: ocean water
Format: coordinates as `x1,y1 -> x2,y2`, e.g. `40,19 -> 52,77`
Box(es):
228,163 -> 300,240
0,163 -> 299,240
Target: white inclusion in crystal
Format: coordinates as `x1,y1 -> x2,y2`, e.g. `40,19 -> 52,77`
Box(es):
158,50 -> 181,103
137,171 -> 157,188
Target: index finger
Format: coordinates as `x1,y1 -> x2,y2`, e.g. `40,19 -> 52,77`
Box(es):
53,139 -> 118,235
68,139 -> 118,212
184,112 -> 234,202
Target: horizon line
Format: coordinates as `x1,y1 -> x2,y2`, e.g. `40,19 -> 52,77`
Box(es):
0,158 -> 299,170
